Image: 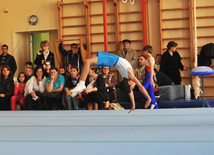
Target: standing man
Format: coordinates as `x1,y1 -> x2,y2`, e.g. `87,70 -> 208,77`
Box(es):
0,44 -> 17,75
59,41 -> 83,72
117,39 -> 137,81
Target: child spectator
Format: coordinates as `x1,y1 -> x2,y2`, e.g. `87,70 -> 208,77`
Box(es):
25,67 -> 34,81
25,61 -> 33,69
34,40 -> 55,67
64,66 -> 80,110
44,61 -> 51,77
11,72 -> 26,110
59,67 -> 65,77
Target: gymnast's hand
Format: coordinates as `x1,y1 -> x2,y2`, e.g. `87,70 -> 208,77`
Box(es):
128,105 -> 135,114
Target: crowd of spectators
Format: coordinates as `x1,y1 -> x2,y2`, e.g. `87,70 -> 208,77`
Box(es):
0,39 -> 186,110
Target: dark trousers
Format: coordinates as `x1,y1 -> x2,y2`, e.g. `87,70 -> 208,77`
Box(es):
42,92 -> 63,110
25,93 -> 43,110
0,97 -> 11,110
82,92 -> 105,109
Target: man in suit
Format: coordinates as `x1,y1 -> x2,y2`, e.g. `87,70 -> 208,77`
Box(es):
117,39 -> 137,81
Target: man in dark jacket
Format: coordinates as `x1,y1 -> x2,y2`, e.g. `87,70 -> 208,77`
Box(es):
59,41 -> 83,72
0,44 -> 17,75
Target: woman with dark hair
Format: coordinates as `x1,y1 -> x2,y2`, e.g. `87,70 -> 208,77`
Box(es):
24,66 -> 46,110
11,72 -> 26,110
0,66 -> 14,110
101,66 -> 117,102
160,41 -> 188,85
81,68 -> 108,110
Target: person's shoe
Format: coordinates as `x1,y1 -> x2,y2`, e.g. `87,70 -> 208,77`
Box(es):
150,104 -> 155,109
71,84 -> 86,97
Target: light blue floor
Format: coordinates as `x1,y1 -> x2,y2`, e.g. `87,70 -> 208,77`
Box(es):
0,108 -> 214,155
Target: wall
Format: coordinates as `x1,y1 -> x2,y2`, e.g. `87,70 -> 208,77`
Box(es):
0,0 -> 59,76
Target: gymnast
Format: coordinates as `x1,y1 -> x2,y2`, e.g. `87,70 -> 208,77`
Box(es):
138,55 -> 158,109
71,51 -> 151,113
142,45 -> 158,109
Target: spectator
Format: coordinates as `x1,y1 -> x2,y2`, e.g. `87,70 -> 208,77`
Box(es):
25,61 -> 33,69
81,68 -> 107,110
64,66 -> 80,110
0,66 -> 14,110
117,39 -> 137,68
59,41 -> 83,72
134,55 -> 146,83
101,66 -> 117,102
0,44 -> 17,75
154,54 -> 161,71
43,67 -> 65,110
11,72 -> 26,110
25,67 -> 34,81
160,41 -> 188,85
59,67 -> 65,77
154,68 -> 174,87
64,63 -> 72,80
34,40 -> 55,67
24,66 -> 46,110
43,61 -> 51,78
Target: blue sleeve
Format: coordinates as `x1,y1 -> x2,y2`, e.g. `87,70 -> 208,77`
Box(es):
45,77 -> 51,86
59,75 -> 65,87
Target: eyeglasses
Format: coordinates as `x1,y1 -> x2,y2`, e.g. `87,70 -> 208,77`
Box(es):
72,47 -> 78,49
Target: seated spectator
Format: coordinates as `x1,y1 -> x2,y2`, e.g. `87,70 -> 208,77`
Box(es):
25,67 -> 34,81
154,54 -> 161,71
59,41 -> 83,72
134,55 -> 145,83
25,61 -> 33,69
64,63 -> 72,80
59,67 -> 65,77
154,68 -> 174,87
101,66 -> 117,102
34,40 -> 55,67
64,66 -> 80,110
24,66 -> 46,110
43,67 -> 65,110
0,66 -> 14,110
81,68 -> 108,110
43,61 -> 51,77
11,72 -> 26,110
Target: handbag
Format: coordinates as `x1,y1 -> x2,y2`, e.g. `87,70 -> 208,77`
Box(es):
109,103 -> 125,110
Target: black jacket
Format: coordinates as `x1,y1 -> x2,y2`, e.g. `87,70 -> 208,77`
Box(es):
198,43 -> 214,66
34,51 -> 55,67
64,74 -> 79,89
160,50 -> 184,85
59,43 -> 83,71
0,54 -> 17,75
156,71 -> 174,86
0,76 -> 14,98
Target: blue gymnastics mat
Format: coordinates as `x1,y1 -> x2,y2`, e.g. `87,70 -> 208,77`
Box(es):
0,109 -> 214,155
